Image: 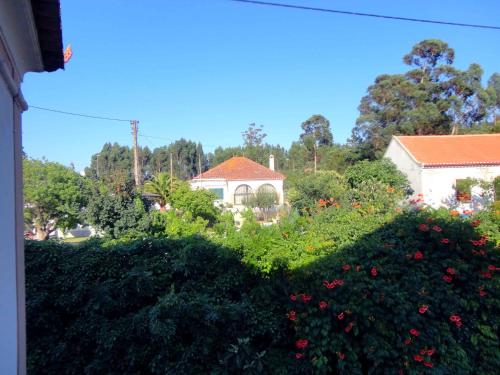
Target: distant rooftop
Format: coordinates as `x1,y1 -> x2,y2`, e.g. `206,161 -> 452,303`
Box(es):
193,156 -> 285,180
395,134 -> 500,167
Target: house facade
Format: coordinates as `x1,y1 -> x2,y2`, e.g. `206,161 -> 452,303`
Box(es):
385,134 -> 500,210
190,155 -> 285,206
0,2 -> 63,374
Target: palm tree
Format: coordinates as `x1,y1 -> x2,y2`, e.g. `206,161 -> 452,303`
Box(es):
143,173 -> 178,210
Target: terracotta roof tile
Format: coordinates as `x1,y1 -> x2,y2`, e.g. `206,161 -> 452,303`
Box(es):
395,134 -> 500,166
193,156 -> 285,180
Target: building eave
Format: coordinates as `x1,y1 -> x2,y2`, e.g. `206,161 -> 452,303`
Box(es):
30,0 -> 64,72
422,162 -> 500,169
0,0 -> 63,77
192,177 -> 285,182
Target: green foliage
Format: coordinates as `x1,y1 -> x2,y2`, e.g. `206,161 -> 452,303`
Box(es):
286,171 -> 347,213
495,177 -> 500,202
300,115 -> 333,147
26,206 -> 500,374
149,138 -> 206,179
352,39 -> 497,159
149,210 -> 210,238
286,159 -> 408,215
86,139 -> 207,186
210,143 -> 288,171
473,206 -> 500,247
344,159 -> 411,194
25,238 -> 291,374
488,73 -> 500,109
143,172 -> 180,209
287,208 -> 499,374
242,123 -> 267,147
171,182 -> 221,225
84,182 -> 151,239
402,39 -> 455,69
300,115 -> 334,170
85,142 -> 136,195
243,188 -> 278,221
454,178 -> 474,202
23,158 -> 87,240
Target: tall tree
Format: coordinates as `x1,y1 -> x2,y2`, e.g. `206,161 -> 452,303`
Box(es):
403,39 -> 454,82
242,123 -> 267,147
352,39 -> 495,159
85,182 -> 151,238
150,139 -> 207,180
446,64 -> 493,134
24,158 -> 87,240
300,114 -> 333,173
488,73 -> 500,122
86,142 -> 135,195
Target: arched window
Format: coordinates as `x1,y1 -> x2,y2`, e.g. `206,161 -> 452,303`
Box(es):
257,184 -> 278,204
234,184 -> 253,205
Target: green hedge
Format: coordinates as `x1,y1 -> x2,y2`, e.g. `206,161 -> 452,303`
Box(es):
287,210 -> 499,374
26,209 -> 499,374
26,238 -> 293,374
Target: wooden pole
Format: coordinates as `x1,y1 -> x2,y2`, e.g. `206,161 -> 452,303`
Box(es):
170,152 -> 173,192
130,120 -> 141,186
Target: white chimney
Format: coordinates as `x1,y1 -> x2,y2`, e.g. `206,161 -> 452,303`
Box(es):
269,154 -> 275,171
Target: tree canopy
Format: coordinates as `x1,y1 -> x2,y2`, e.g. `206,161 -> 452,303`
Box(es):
351,39 -> 497,159
24,158 -> 87,240
143,173 -> 180,210
242,123 -> 267,147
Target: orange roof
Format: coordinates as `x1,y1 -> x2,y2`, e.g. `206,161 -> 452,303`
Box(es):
193,156 -> 285,180
395,134 -> 500,166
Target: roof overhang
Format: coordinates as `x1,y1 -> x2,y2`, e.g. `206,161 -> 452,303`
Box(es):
422,162 -> 500,168
392,135 -> 500,168
192,177 -> 285,182
30,0 -> 64,72
0,0 -> 63,79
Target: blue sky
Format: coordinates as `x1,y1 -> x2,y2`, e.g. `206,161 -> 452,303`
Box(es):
22,0 -> 500,171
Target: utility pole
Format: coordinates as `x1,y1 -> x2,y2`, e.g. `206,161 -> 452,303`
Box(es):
130,120 -> 141,186
198,152 -> 202,176
170,152 -> 173,192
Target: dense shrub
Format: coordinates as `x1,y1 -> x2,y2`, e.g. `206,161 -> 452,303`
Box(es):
286,209 -> 499,374
85,184 -> 152,238
286,171 -> 347,213
171,183 -> 221,225
26,238 -> 292,374
344,159 -> 411,195
26,208 -> 499,374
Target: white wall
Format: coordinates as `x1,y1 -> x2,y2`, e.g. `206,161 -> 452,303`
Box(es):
384,139 -> 422,195
0,65 -> 18,375
190,178 -> 228,204
0,3 -> 46,373
385,138 -> 500,210
191,178 -> 285,206
421,165 -> 500,209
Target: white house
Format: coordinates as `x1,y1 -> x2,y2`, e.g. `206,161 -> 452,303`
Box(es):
190,155 -> 285,206
0,2 -> 64,374
385,134 -> 500,210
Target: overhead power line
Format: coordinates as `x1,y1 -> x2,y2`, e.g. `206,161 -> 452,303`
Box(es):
230,0 -> 500,30
29,105 -> 132,122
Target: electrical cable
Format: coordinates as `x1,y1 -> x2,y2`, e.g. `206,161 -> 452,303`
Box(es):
230,0 -> 500,30
29,105 -> 132,122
